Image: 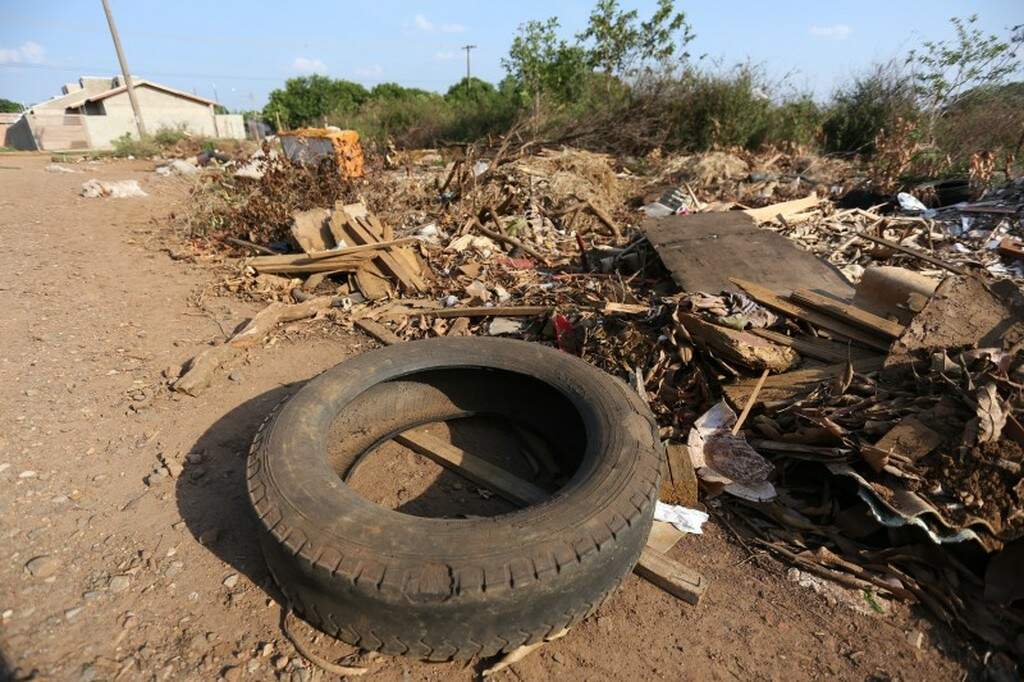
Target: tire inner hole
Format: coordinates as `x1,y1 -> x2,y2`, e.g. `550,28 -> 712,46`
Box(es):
326,368 -> 587,519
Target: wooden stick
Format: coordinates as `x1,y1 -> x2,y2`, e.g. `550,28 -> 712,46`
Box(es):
412,305 -> 552,319
855,232 -> 968,276
394,428 -> 707,605
473,218 -> 549,265
173,296 -> 337,396
732,369 -> 769,435
731,279 -> 893,352
353,318 -> 402,346
225,237 -> 277,255
585,199 -> 622,240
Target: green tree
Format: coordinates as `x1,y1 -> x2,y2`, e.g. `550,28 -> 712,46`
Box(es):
263,76 -> 369,129
370,82 -> 434,100
445,77 -> 497,104
502,18 -> 591,115
0,98 -> 23,113
577,0 -> 693,78
910,15 -> 1023,132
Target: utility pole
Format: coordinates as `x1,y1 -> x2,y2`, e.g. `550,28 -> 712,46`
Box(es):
461,44 -> 477,81
100,0 -> 146,137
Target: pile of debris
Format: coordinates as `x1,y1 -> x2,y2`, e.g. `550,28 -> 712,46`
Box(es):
170,131 -> 1024,669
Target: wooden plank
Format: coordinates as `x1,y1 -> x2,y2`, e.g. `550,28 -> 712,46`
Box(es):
635,547 -> 708,605
250,238 -> 418,265
731,278 -> 892,352
647,521 -> 685,554
723,356 -> 885,409
249,256 -> 370,275
354,266 -> 392,300
750,329 -> 876,364
855,232 -> 967,276
367,214 -> 394,242
290,208 -> 334,253
676,311 -> 799,372
660,443 -> 698,507
742,193 -> 819,223
354,318 -> 402,346
394,430 -> 549,506
790,289 -> 904,339
343,215 -> 426,292
395,428 -> 707,605
412,306 -> 552,319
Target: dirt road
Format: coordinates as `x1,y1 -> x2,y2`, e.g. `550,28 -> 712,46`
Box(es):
0,156 -> 970,680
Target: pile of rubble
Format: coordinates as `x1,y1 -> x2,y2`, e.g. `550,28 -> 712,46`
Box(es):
170,133 -> 1024,669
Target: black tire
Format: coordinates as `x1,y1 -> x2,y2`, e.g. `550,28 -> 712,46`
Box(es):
246,337 -> 662,660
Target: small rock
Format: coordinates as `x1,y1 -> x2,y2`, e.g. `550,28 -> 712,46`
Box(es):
145,469 -> 167,486
164,560 -> 184,577
488,317 -> 525,336
906,630 -> 923,649
1,608 -> 14,621
0,463 -> 9,472
220,665 -> 241,682
83,591 -> 103,601
162,365 -> 181,380
246,659 -> 260,673
162,458 -> 184,479
65,606 -> 83,621
259,642 -> 274,657
186,452 -> 205,465
25,555 -> 59,578
228,371 -> 243,383
19,470 -> 37,479
272,655 -> 289,670
108,575 -> 131,592
552,652 -> 565,663
222,573 -> 239,589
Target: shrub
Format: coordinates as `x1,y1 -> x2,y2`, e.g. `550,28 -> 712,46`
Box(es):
152,125 -> 190,147
111,132 -> 159,158
663,64 -> 774,150
822,62 -> 919,154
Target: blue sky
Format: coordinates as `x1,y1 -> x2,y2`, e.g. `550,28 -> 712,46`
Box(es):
1,1 -> 1021,110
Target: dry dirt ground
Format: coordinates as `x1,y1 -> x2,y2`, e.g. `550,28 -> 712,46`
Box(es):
0,156 -> 976,681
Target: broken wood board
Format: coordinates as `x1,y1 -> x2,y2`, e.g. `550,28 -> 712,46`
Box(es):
354,265 -> 392,301
290,208 -> 334,254
331,206 -> 427,293
642,211 -> 852,298
660,442 -> 698,507
750,329 -> 877,364
395,428 -> 706,605
742,193 -> 819,224
173,295 -> 337,396
789,289 -> 904,339
875,416 -> 943,462
732,279 -> 892,352
675,311 -> 799,373
723,356 -> 886,409
354,318 -> 402,346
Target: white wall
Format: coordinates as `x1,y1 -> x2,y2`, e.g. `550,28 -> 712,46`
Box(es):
214,114 -> 245,140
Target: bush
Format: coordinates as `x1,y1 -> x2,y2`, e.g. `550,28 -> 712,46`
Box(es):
152,125 -> 190,147
662,65 -> 774,150
822,62 -> 919,154
937,82 -> 1024,168
111,132 -> 159,158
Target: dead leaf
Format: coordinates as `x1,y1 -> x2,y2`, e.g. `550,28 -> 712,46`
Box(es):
977,383 -> 1008,444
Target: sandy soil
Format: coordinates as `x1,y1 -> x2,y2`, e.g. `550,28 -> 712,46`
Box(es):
0,156 -> 973,681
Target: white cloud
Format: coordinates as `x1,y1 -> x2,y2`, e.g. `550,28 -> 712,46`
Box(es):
434,50 -> 457,61
0,41 -> 46,64
809,24 -> 852,40
414,14 -> 466,33
292,56 -> 326,73
354,64 -> 383,78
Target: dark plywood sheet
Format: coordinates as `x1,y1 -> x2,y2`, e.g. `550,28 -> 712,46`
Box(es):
642,211 -> 853,297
